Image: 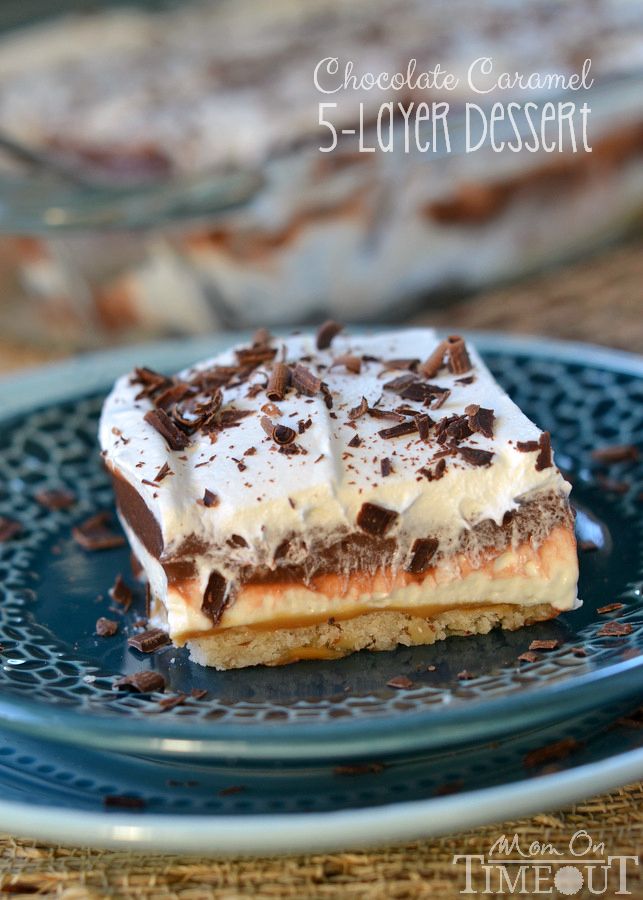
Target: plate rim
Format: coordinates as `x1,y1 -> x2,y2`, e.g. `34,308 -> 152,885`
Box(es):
0,329 -> 641,760
0,742 -> 640,855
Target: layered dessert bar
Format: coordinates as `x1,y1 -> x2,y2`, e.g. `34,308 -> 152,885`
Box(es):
100,327 -> 579,669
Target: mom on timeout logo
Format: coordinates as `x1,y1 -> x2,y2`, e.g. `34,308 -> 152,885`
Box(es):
453,829 -> 639,895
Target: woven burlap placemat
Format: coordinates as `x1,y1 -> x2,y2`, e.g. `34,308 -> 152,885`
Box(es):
0,241 -> 641,897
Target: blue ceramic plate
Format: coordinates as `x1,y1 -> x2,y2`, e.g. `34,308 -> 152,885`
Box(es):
0,333 -> 641,761
0,702 -> 640,852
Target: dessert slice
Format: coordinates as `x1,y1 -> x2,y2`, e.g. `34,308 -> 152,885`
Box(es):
99,326 -> 578,669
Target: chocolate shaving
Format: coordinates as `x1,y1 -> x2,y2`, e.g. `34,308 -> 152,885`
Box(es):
95,617 -> 118,637
34,489 -> 76,510
115,671 -> 166,694
387,675 -> 413,689
367,407 -> 404,422
235,345 -> 278,367
378,420 -> 419,440
202,489 -> 219,508
406,537 -> 438,574
591,444 -> 639,464
348,434 -> 362,448
73,512 -> 125,551
381,457 -> 393,477
383,373 -> 418,393
419,458 -> 447,481
436,414 -> 472,444
348,397 -> 368,420
0,516 -> 22,542
154,382 -> 192,411
528,639 -> 560,651
131,366 -> 171,400
380,358 -> 419,374
154,463 -> 172,483
419,340 -> 449,378
291,363 -> 321,396
273,424 -> 297,445
109,574 -> 132,611
144,408 -> 190,451
458,446 -> 494,467
400,382 -> 447,406
201,571 -> 229,625
415,413 -> 432,441
266,363 -> 290,401
516,440 -> 539,453
465,404 -> 495,439
316,319 -> 343,350
332,354 -> 362,374
597,602 -> 625,614
535,432 -> 553,471
597,621 -> 632,636
218,785 -> 246,796
356,502 -> 399,536
446,336 -> 472,374
523,737 -> 581,768
128,628 -> 171,653
217,408 -> 253,429
320,382 -> 334,409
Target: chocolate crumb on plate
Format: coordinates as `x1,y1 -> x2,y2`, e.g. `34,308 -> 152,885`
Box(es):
523,737 -> 582,769
191,688 -> 208,700
387,675 -> 413,689
333,762 -> 385,776
578,540 -> 599,552
95,617 -> 119,637
218,785 -> 246,796
316,319 -> 343,350
518,651 -> 539,663
597,621 -> 632,637
457,670 -> 475,680
591,444 -> 639,464
103,795 -> 146,811
157,692 -> 188,711
115,671 -> 166,693
571,646 -> 587,657
597,602 -> 625,615
0,516 -> 22,542
434,780 -> 464,796
596,475 -> 630,494
34,488 -> 76,510
528,639 -> 560,651
73,512 -> 125,551
127,628 -> 171,653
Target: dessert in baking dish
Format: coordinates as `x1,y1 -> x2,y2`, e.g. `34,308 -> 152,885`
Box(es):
99,326 -> 579,669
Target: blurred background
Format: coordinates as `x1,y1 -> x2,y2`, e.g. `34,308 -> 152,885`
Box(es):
0,0 -> 641,370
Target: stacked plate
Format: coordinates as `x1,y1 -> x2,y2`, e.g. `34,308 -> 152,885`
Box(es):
0,333 -> 641,853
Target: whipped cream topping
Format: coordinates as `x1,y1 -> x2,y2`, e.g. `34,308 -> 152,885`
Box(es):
100,329 -> 571,583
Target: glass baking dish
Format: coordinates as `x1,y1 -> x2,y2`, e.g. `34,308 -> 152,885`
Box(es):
0,0 -> 641,348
